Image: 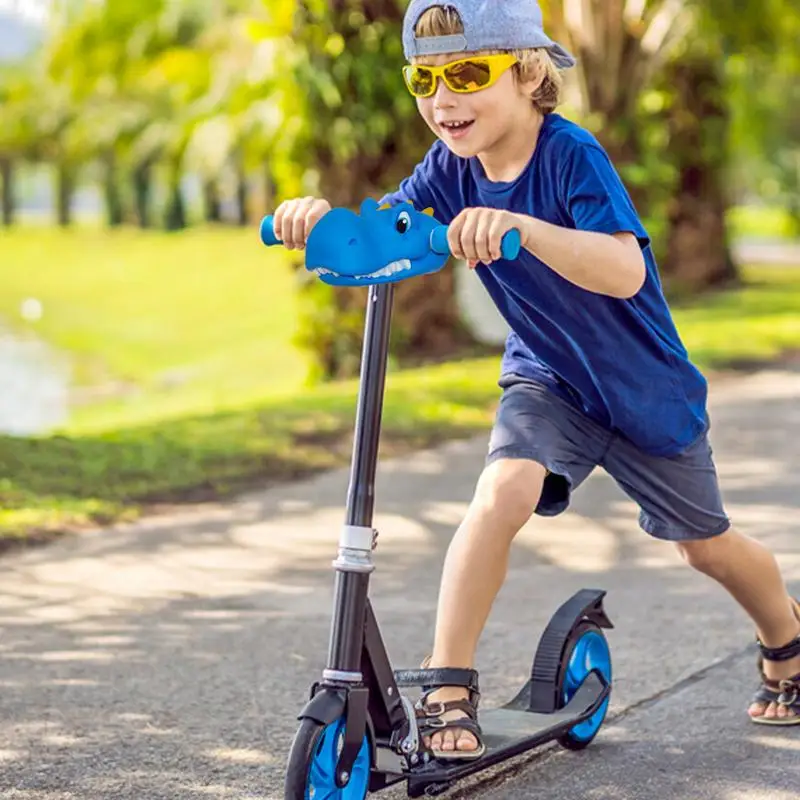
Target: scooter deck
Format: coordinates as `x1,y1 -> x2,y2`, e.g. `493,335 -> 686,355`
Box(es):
403,672 -> 608,797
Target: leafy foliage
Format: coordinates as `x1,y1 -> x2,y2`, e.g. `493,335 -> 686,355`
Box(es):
1,0 -> 799,374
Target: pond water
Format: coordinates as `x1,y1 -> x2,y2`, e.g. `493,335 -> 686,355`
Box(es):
0,323 -> 70,436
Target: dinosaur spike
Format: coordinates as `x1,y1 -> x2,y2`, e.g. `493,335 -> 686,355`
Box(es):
422,207 -> 434,216
378,202 -> 391,210
406,199 -> 415,208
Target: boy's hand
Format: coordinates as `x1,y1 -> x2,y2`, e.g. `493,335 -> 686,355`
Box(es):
448,207 -> 523,268
273,197 -> 332,250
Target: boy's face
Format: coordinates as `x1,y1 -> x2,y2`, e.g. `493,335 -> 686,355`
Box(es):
412,51 -> 538,159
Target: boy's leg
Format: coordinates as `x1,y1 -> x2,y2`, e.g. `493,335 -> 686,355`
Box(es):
673,529 -> 800,721
422,378 -> 608,754
424,458 -> 547,754
602,430 -> 800,723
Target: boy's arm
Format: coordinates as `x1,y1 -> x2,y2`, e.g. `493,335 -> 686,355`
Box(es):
516,138 -> 651,299
515,216 -> 646,299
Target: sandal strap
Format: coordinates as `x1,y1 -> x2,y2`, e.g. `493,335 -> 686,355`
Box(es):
417,714 -> 483,740
757,632 -> 800,662
416,698 -> 478,721
394,667 -> 479,694
415,697 -> 483,739
752,673 -> 800,709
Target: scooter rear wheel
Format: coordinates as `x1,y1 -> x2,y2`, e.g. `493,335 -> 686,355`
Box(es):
556,620 -> 612,751
284,717 -> 371,800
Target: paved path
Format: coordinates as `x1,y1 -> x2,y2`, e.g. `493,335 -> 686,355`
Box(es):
0,370 -> 798,798
734,239 -> 800,267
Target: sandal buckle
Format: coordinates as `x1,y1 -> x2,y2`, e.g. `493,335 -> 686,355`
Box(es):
777,680 -> 799,707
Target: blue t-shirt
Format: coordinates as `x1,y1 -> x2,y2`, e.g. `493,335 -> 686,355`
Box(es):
380,113 -> 708,457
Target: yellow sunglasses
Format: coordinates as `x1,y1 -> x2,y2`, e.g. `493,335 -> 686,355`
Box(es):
402,53 -> 518,98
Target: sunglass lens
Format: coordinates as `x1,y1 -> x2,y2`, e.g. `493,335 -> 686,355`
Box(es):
408,66 -> 435,96
444,60 -> 492,91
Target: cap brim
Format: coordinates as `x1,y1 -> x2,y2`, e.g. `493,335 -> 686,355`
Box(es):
546,41 -> 576,70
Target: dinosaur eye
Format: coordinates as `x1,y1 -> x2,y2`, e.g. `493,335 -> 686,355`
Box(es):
395,211 -> 412,234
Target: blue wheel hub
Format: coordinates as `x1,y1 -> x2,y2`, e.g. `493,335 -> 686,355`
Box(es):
306,719 -> 370,800
562,629 -> 612,742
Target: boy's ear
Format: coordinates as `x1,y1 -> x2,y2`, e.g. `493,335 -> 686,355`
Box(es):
518,64 -> 545,99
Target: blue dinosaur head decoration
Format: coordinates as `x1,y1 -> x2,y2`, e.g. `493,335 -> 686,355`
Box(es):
304,199 -> 448,286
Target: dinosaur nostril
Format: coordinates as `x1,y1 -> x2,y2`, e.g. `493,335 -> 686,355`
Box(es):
348,237 -> 357,247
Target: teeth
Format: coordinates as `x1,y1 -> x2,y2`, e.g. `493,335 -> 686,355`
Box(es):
358,258 -> 412,279
313,259 -> 412,280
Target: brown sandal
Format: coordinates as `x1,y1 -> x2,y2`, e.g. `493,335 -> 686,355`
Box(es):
750,597 -> 800,726
415,690 -> 486,761
393,663 -> 487,761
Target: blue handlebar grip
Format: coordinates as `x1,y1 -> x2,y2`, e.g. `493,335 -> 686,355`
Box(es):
429,225 -> 521,261
260,215 -> 281,246
430,225 -> 450,255
500,228 -> 522,260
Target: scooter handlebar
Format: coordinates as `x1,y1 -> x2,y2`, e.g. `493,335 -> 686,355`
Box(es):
429,225 -> 521,261
259,214 -> 522,262
260,215 -> 281,246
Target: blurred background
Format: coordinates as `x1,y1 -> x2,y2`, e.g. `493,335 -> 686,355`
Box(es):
0,0 -> 798,544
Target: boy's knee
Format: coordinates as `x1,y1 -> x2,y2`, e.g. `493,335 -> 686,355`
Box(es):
472,458 -> 546,531
674,533 -> 730,576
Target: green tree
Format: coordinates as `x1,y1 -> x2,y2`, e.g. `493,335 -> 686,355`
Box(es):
659,45 -> 736,290
0,68 -> 28,226
46,0 -> 214,230
541,0 -> 799,290
725,3 -> 800,233
185,1 -> 281,226
271,0 -> 475,380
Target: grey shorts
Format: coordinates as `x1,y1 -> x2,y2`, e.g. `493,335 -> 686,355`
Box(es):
487,376 -> 731,541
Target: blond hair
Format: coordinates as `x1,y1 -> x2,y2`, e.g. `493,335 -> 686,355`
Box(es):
412,5 -> 563,114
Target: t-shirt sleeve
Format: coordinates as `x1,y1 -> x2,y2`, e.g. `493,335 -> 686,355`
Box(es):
378,142 -> 454,224
561,142 -> 650,249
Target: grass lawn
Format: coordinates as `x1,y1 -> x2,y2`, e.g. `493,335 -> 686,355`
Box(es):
1,219 -> 799,545
0,225 -> 309,415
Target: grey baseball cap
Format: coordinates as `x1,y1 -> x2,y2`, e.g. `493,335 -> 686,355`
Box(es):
402,0 -> 576,69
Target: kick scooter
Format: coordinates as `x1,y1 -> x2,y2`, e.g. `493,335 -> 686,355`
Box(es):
260,201 -> 614,799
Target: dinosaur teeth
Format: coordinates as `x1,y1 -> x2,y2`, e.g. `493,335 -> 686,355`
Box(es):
313,259 -> 412,280
360,259 -> 412,279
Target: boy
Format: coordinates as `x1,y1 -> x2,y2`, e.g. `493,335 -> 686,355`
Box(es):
273,0 -> 800,758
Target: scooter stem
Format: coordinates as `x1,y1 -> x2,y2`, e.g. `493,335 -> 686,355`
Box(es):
344,283 -> 394,527
325,283 -> 394,674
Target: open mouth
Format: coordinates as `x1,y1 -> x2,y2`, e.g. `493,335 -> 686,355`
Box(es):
312,258 -> 412,280
439,120 -> 475,137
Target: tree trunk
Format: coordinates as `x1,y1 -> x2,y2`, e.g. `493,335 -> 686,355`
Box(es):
263,165 -> 274,215
203,178 -> 222,223
56,162 -> 74,227
104,152 -> 124,227
163,157 -> 186,231
0,157 -> 14,226
236,165 -> 248,226
662,54 -> 737,291
132,163 -> 152,228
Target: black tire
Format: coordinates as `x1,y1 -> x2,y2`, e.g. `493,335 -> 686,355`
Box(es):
556,621 -> 612,751
284,717 -> 371,800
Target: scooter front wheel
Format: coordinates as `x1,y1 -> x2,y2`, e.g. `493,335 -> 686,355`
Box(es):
556,620 -> 612,751
284,717 -> 372,800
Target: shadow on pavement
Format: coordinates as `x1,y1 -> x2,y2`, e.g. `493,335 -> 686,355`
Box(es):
0,372 -> 797,798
